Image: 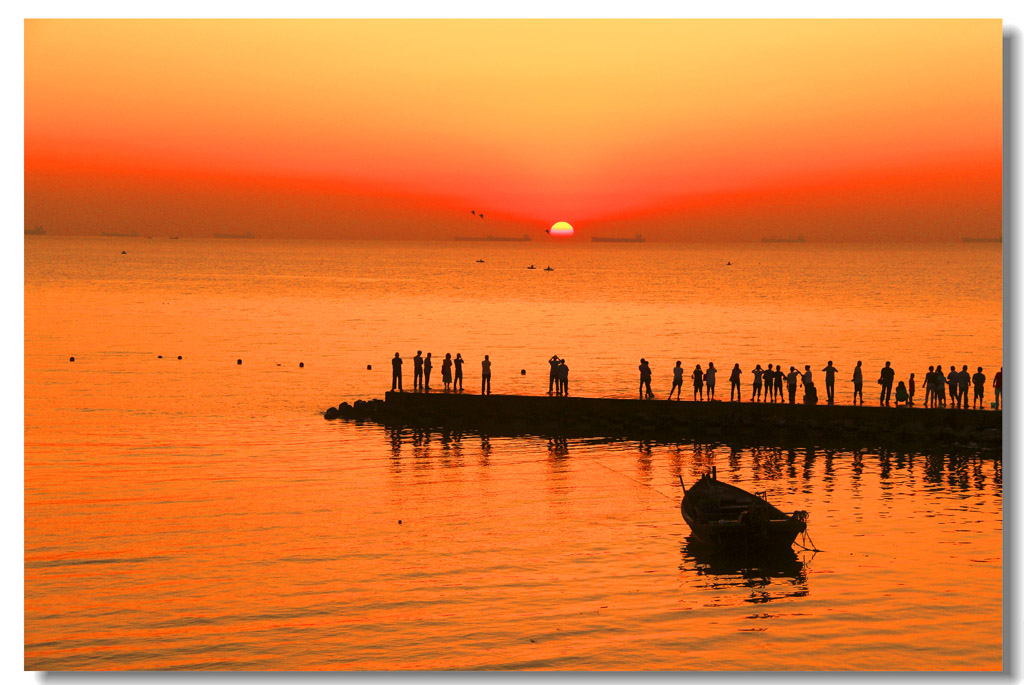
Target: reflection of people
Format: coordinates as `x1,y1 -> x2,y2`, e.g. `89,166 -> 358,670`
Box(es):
413,350 -> 424,391
670,361 -> 684,400
454,353 -> 464,392
391,352 -> 403,391
548,355 -> 560,395
729,364 -> 742,402
481,355 -> 491,395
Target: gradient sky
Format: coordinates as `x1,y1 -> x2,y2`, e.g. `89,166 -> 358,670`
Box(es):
24,19 -> 1002,240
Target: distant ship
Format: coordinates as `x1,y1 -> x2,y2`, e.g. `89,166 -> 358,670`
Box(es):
25,226 -> 46,236
454,234 -> 532,242
592,233 -> 645,243
761,235 -> 806,243
101,230 -> 139,237
962,236 -> 1001,243
214,231 -> 255,239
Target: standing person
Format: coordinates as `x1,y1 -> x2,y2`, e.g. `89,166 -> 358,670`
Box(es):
441,353 -> 453,392
822,361 -> 838,405
413,350 -> 424,391
391,352 -> 403,391
423,353 -> 433,392
994,367 -> 1002,410
852,361 -> 863,405
879,361 -> 895,406
729,364 -> 742,402
802,365 -> 816,404
773,363 -> 784,404
454,353 -> 464,392
924,365 -> 935,407
934,365 -> 946,407
548,355 -> 560,395
692,364 -> 704,401
481,355 -> 491,395
908,373 -> 916,406
786,366 -> 799,404
958,365 -> 971,409
973,366 -> 986,409
752,364 -> 764,402
947,365 -> 959,409
558,358 -> 569,396
639,358 -> 653,399
705,362 -> 717,401
669,361 -> 684,400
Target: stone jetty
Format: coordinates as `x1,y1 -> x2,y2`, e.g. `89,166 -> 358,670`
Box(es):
324,392 -> 1002,452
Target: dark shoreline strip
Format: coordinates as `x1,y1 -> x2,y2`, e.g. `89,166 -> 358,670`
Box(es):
324,392 -> 1002,452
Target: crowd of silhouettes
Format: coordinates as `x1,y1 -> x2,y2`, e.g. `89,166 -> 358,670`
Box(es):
390,350 -> 487,394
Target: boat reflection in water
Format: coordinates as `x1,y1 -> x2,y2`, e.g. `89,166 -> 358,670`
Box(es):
681,541 -> 811,603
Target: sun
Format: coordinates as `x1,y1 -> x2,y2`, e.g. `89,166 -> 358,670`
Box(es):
548,221 -> 574,237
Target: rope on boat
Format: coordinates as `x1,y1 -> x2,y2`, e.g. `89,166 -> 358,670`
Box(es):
794,526 -> 823,553
584,454 -> 679,501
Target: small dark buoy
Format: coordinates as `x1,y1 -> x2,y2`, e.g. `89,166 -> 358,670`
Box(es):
177,356 -> 182,360
521,369 -> 526,375
727,261 -> 731,265
69,356 -> 75,362
158,355 -> 163,359
121,250 -> 126,255
367,364 -> 372,370
398,520 -> 402,525
237,359 -> 242,365
299,362 -> 304,368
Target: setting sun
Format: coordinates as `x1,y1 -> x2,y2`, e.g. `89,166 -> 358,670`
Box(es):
548,221 -> 574,237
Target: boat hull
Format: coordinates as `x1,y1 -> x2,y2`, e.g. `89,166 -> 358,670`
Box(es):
681,474 -> 806,549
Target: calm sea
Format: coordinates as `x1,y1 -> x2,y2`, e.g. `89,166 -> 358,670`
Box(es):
24,237 -> 1003,670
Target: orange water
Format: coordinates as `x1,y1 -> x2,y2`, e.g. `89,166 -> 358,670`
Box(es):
24,237 -> 1002,670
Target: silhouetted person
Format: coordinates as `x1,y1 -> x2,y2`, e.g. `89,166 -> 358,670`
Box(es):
994,368 -> 1002,410
752,364 -> 764,402
773,364 -> 783,403
639,358 -> 653,399
924,365 -> 935,407
934,365 -> 946,407
894,381 -> 909,406
481,355 -> 491,394
558,359 -> 569,395
692,364 -> 704,401
548,355 -> 560,394
729,364 -> 742,401
973,366 -> 986,409
802,365 -> 816,404
852,361 -> 863,405
705,362 -> 717,400
391,352 -> 403,391
441,353 -> 453,392
947,365 -> 958,408
413,350 -> 424,391
454,353 -> 464,391
424,353 -> 433,391
669,361 -> 684,400
786,366 -> 799,404
822,361 -> 838,404
879,362 -> 895,405
958,365 -> 970,409
908,373 -> 916,406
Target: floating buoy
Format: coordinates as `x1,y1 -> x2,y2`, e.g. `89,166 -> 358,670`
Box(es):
398,520 -> 402,525
237,359 -> 242,365
177,356 -> 182,360
521,369 -> 526,375
158,355 -> 163,359
69,357 -> 75,362
367,364 -> 372,370
299,362 -> 304,368
121,250 -> 126,255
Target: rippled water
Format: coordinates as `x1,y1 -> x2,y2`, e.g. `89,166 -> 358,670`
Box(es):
24,237 -> 1002,670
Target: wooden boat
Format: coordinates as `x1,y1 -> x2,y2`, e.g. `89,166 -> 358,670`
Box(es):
680,468 -> 807,549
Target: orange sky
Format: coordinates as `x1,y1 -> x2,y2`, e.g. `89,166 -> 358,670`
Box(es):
24,19 -> 1002,240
